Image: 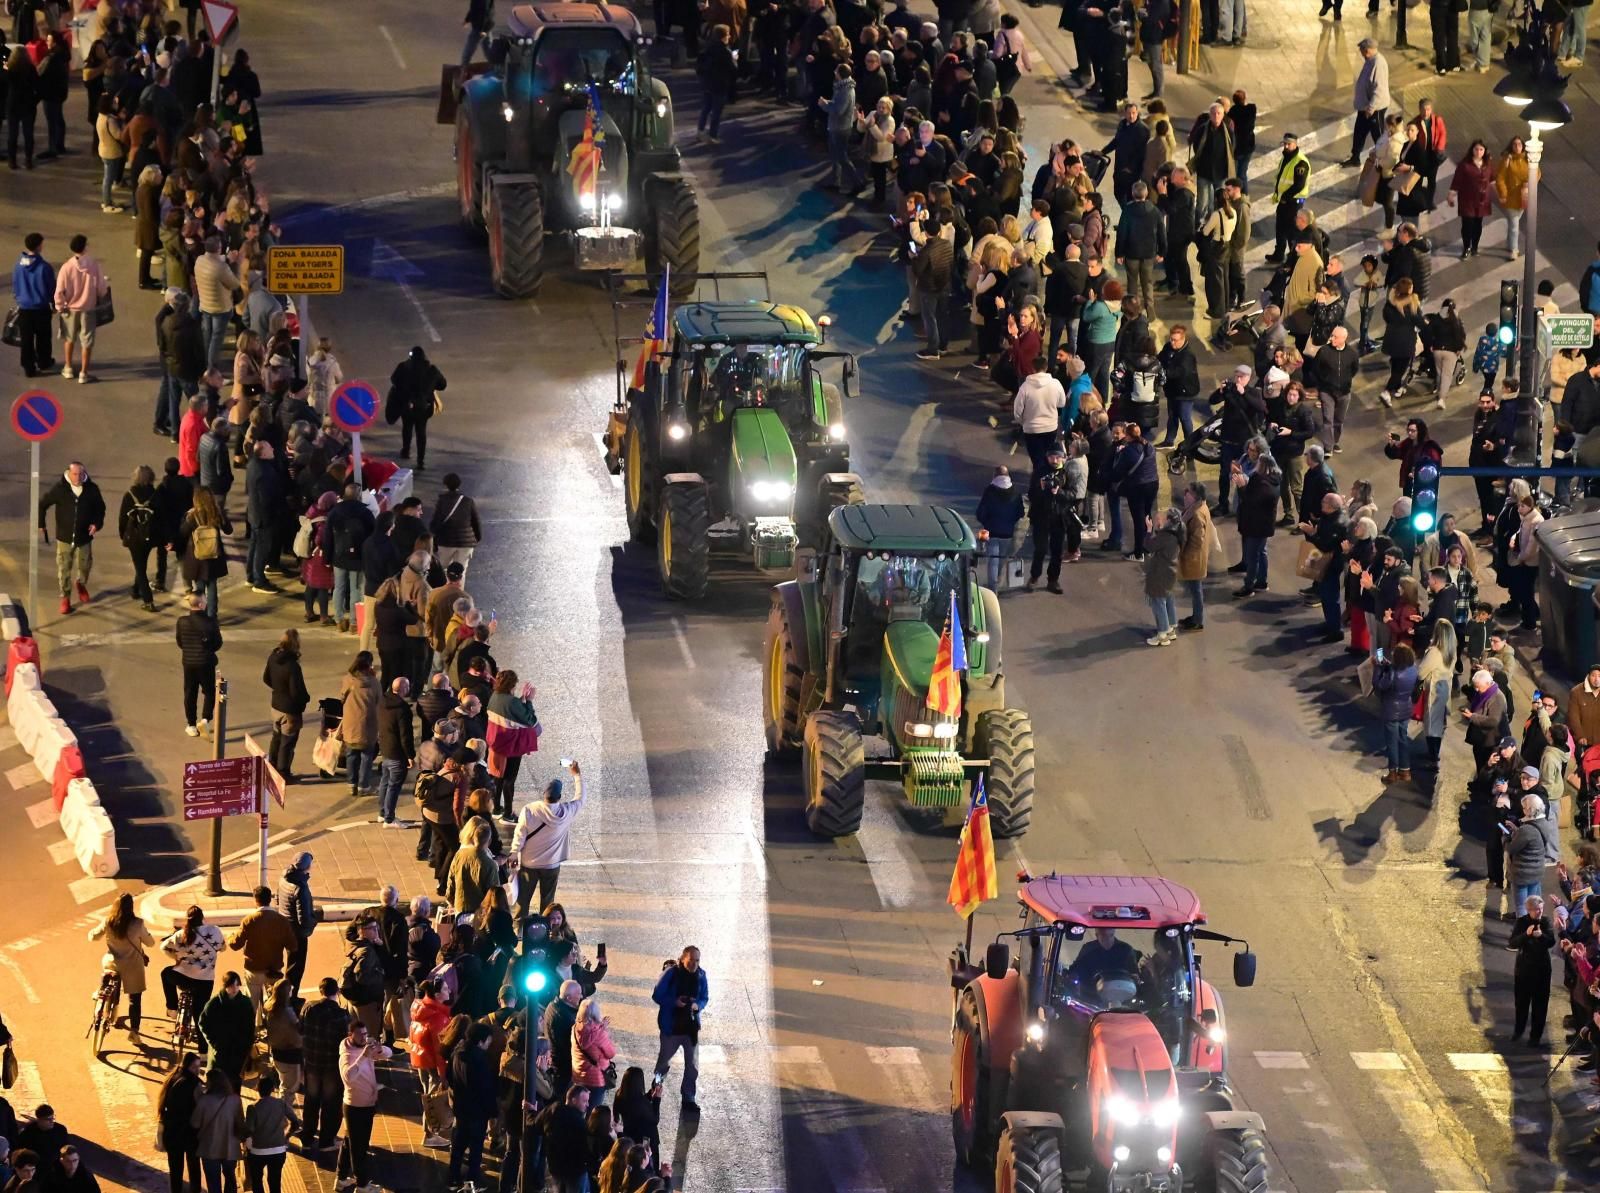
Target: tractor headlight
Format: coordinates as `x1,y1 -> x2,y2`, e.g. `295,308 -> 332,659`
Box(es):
931,722 -> 958,739
606,192 -> 623,212
1157,1146 -> 1173,1165
1207,1024 -> 1226,1044
581,192 -> 598,212
904,721 -> 933,738
656,99 -> 669,118
1150,1098 -> 1181,1128
666,422 -> 689,442
502,104 -> 515,123
975,632 -> 990,644
829,422 -> 846,441
1113,1146 -> 1130,1163
1025,1022 -> 1045,1043
1106,1095 -> 1140,1126
750,480 -> 793,502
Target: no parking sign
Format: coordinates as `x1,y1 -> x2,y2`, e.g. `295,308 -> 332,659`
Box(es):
11,390 -> 64,621
330,380 -> 380,433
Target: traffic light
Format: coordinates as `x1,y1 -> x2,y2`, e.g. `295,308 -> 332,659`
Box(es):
1498,280 -> 1519,347
1412,458 -> 1439,534
512,949 -> 556,999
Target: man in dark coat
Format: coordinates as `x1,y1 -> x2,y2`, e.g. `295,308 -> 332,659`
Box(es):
175,592 -> 222,733
199,972 -> 255,1091
244,441 -> 287,592
1511,895 -> 1556,1044
1155,324 -> 1200,446
386,347 -> 447,470
38,461 -> 107,614
1100,101 -> 1149,206
276,851 -> 319,998
1206,367 -> 1265,514
376,677 -> 416,828
1026,445 -> 1073,594
323,484 -> 375,633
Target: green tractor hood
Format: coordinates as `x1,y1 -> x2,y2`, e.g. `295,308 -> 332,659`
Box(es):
881,619 -> 966,807
883,619 -> 938,704
729,407 -> 799,511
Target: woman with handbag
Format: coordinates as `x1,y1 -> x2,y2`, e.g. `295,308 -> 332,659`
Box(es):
190,1069 -> 245,1193
88,893 -> 154,1039
1373,642 -> 1420,784
386,346 -> 448,471
571,994 -> 618,1110
1370,114 -> 1406,232
1177,481 -> 1213,630
157,1054 -> 204,1193
1416,619 -> 1457,771
176,487 -> 233,621
1395,120 -> 1433,224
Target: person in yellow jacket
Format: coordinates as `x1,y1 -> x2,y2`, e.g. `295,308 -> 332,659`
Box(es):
1265,131 -> 1309,264
1494,134 -> 1531,260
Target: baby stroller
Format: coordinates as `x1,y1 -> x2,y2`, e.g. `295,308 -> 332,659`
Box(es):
311,696 -> 345,779
1578,744 -> 1600,841
1167,413 -> 1223,473
1402,344 -> 1468,394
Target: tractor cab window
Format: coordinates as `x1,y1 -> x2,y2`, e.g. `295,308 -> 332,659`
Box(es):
1050,928 -> 1193,1047
699,343 -> 808,423
845,552 -> 964,673
530,28 -> 636,101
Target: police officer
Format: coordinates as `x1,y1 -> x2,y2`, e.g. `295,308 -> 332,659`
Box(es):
1264,132 -> 1310,264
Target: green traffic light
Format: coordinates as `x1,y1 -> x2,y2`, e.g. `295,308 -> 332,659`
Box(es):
523,969 -> 548,994
1413,511 -> 1436,533
1498,325 -> 1516,346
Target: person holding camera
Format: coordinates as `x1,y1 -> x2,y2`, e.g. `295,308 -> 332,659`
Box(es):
1372,642 -> 1418,783
1026,444 -> 1074,591
651,947 -> 710,1110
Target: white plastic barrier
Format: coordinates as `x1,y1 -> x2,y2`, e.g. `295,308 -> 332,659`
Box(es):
59,777 -> 100,838
6,664 -> 43,752
32,717 -> 79,784
73,804 -> 118,878
0,592 -> 25,643
379,468 -> 414,510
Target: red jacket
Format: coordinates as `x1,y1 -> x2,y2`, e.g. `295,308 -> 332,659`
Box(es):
407,995 -> 451,1074
1450,157 -> 1495,219
1418,112 -> 1447,155
178,409 -> 206,478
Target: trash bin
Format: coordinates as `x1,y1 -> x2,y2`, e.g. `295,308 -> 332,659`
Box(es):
1535,511 -> 1600,677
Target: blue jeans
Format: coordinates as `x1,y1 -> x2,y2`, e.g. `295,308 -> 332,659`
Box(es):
1382,718 -> 1409,772
1161,400 -> 1195,444
828,127 -> 860,190
982,538 -> 1006,588
332,567 -> 361,622
1106,492 -> 1124,547
378,757 -> 407,822
346,747 -> 375,794
1215,442 -> 1243,511
1513,881 -> 1543,913
100,155 -> 123,206
1149,594 -> 1176,634
1241,536 -> 1268,589
919,291 -> 948,354
246,520 -> 277,584
201,311 -> 230,364
461,28 -> 486,66
1047,314 -> 1074,359
1563,5 -> 1588,60
698,93 -> 725,136
196,576 -> 219,621
156,371 -> 194,434
1184,578 -> 1205,627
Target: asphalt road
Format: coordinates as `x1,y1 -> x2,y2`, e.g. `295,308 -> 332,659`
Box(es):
8,1 -> 1600,1190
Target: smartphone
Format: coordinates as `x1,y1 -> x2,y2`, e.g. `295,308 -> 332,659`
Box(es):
1375,648 -> 1386,662
560,756 -> 574,768
597,942 -> 607,963
908,241 -> 919,257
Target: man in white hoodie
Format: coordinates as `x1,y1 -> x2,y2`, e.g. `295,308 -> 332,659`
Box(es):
1012,355 -> 1067,471
335,1020 -> 391,1192
510,759 -> 585,929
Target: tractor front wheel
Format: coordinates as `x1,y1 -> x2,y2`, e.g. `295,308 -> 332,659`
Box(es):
646,176 -> 701,299
977,709 -> 1036,839
657,482 -> 710,600
994,1120 -> 1063,1193
802,710 -> 865,837
487,179 -> 544,299
623,404 -> 656,544
763,600 -> 805,755
1197,1128 -> 1270,1193
952,986 -> 996,1168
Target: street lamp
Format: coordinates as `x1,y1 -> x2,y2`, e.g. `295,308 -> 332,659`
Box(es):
1497,15 -> 1571,466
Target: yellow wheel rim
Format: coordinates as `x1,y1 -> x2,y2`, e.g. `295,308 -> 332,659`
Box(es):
626,429 -> 642,515
768,632 -> 785,727
661,505 -> 673,574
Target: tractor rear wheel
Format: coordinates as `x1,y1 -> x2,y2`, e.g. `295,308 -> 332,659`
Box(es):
456,109 -> 484,237
976,709 -> 1036,839
623,405 -> 655,544
657,482 -> 709,600
646,176 -> 701,299
951,986 -> 996,1168
802,710 -> 865,837
763,601 -> 805,755
487,179 -> 544,299
994,1120 -> 1063,1193
1199,1128 -> 1270,1193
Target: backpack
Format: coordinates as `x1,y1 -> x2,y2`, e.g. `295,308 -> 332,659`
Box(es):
340,945 -> 381,1004
191,523 -> 221,561
1129,368 -> 1159,405
292,515 -> 318,560
121,496 -> 155,549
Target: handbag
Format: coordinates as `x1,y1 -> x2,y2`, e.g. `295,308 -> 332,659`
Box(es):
1296,539 -> 1333,581
2,1044 -> 16,1090
1396,167 -> 1422,196
603,1060 -> 619,1089
1,307 -> 19,348
311,733 -> 342,776
1358,156 -> 1379,207
94,284 -> 115,328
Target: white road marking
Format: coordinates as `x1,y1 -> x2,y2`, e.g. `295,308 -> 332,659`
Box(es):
87,1058 -> 162,1170
870,403 -> 937,505
773,1046 -> 890,1193
25,798 -> 58,827
371,239 -> 442,344
70,876 -> 120,905
0,950 -> 40,1003
8,1060 -> 45,1115
7,762 -> 40,791
0,724 -> 18,752
378,24 -> 407,70
1247,114 -> 1360,179
771,1044 -> 823,1064
46,838 -> 75,865
1350,1051 -> 1408,1070
1255,1050 -> 1311,1069
1447,1052 -> 1507,1071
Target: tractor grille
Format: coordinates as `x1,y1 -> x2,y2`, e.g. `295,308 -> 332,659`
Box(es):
887,684 -> 957,749
901,748 -> 967,806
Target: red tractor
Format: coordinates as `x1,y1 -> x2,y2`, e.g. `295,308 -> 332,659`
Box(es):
949,874 -> 1269,1193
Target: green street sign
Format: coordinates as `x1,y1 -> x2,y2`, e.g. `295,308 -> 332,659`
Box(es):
1541,313 -> 1595,351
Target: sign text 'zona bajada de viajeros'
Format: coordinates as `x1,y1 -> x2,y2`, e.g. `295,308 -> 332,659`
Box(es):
266,245 -> 345,294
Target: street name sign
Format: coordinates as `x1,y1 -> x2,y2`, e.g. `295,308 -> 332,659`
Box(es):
1540,313 -> 1596,351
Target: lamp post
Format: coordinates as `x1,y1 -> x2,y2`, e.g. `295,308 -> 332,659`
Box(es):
1496,21 -> 1572,466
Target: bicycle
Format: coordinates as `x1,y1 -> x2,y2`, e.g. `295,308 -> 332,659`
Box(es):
170,983 -> 199,1066
88,964 -> 121,1055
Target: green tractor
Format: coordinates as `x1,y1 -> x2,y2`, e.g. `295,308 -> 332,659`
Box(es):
606,277 -> 862,599
443,3 -> 699,298
764,504 -> 1036,839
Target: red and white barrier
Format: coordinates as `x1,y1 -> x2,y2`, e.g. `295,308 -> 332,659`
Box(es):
0,595 -> 119,878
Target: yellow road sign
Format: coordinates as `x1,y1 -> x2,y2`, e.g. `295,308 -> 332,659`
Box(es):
266,245 -> 344,294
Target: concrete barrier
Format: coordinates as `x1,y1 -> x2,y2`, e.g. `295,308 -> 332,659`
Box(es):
6,664 -> 44,753
73,804 -> 118,878
59,777 -> 100,838
51,744 -> 88,810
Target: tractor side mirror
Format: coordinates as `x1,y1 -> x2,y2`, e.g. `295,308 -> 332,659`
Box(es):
985,942 -> 1012,981
842,355 -> 858,399
1233,949 -> 1256,988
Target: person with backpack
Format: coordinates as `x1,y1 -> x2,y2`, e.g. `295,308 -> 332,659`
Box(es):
119,464 -> 161,612
176,487 -> 233,621
385,346 -> 447,471
340,917 -> 387,1039
1111,336 -> 1164,440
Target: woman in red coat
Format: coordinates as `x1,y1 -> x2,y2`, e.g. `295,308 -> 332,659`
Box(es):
1447,139 -> 1496,259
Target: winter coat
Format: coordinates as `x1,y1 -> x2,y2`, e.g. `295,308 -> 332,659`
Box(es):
340,670 -> 380,749
1507,821 -> 1547,886
1416,644 -> 1453,738
1157,343 -> 1200,401
1013,372 -> 1067,433
1450,156 -> 1495,219
408,994 -> 451,1074
276,861 -> 317,938
1236,470 -> 1281,538
199,990 -> 255,1070
1177,502 -> 1213,581
486,691 -> 540,771
386,352 -> 447,426
324,499 -> 375,570
38,474 -> 107,546
244,1095 -> 298,1155
89,917 -> 154,996
446,847 -> 499,917
339,1037 -> 392,1108
227,906 -> 297,976
377,691 -> 414,761
430,490 -> 482,548
1495,152 -> 1529,212
571,1017 -> 617,1089
175,610 -> 223,669
1381,294 -> 1423,359
189,1092 -> 245,1162
1142,524 -> 1184,598
1373,659 -> 1419,723
159,1071 -> 202,1154
177,508 -> 233,584
262,646 -> 310,716
1115,199 -> 1167,260
162,922 -> 225,980
976,481 -> 1025,539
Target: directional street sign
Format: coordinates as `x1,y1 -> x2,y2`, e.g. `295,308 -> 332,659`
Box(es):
1540,313 -> 1596,352
10,391 -> 62,442
243,732 -> 286,809
202,0 -> 238,43
330,380 -> 380,433
182,756 -> 258,821
266,245 -> 344,295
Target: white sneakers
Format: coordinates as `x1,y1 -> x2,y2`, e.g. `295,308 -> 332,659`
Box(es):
184,724 -> 200,737
422,1134 -> 450,1149
196,719 -> 210,737
1145,629 -> 1177,647
1435,397 -> 1445,409
61,365 -> 74,379
1379,391 -> 1394,408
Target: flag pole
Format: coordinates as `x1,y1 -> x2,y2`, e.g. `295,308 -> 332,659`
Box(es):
964,910 -> 975,960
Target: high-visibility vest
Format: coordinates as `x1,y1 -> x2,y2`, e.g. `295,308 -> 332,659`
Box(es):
1273,150 -> 1309,204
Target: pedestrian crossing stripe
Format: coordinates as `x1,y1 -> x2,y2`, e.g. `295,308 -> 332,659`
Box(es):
1350,1051 -> 1408,1070
1448,1052 -> 1507,1071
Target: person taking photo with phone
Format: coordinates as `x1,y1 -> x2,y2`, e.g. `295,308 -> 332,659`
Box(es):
651,946 -> 710,1111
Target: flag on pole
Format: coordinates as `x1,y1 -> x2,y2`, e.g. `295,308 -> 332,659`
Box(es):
567,83 -> 604,200
927,589 -> 967,718
947,777 -> 998,918
631,267 -> 670,389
